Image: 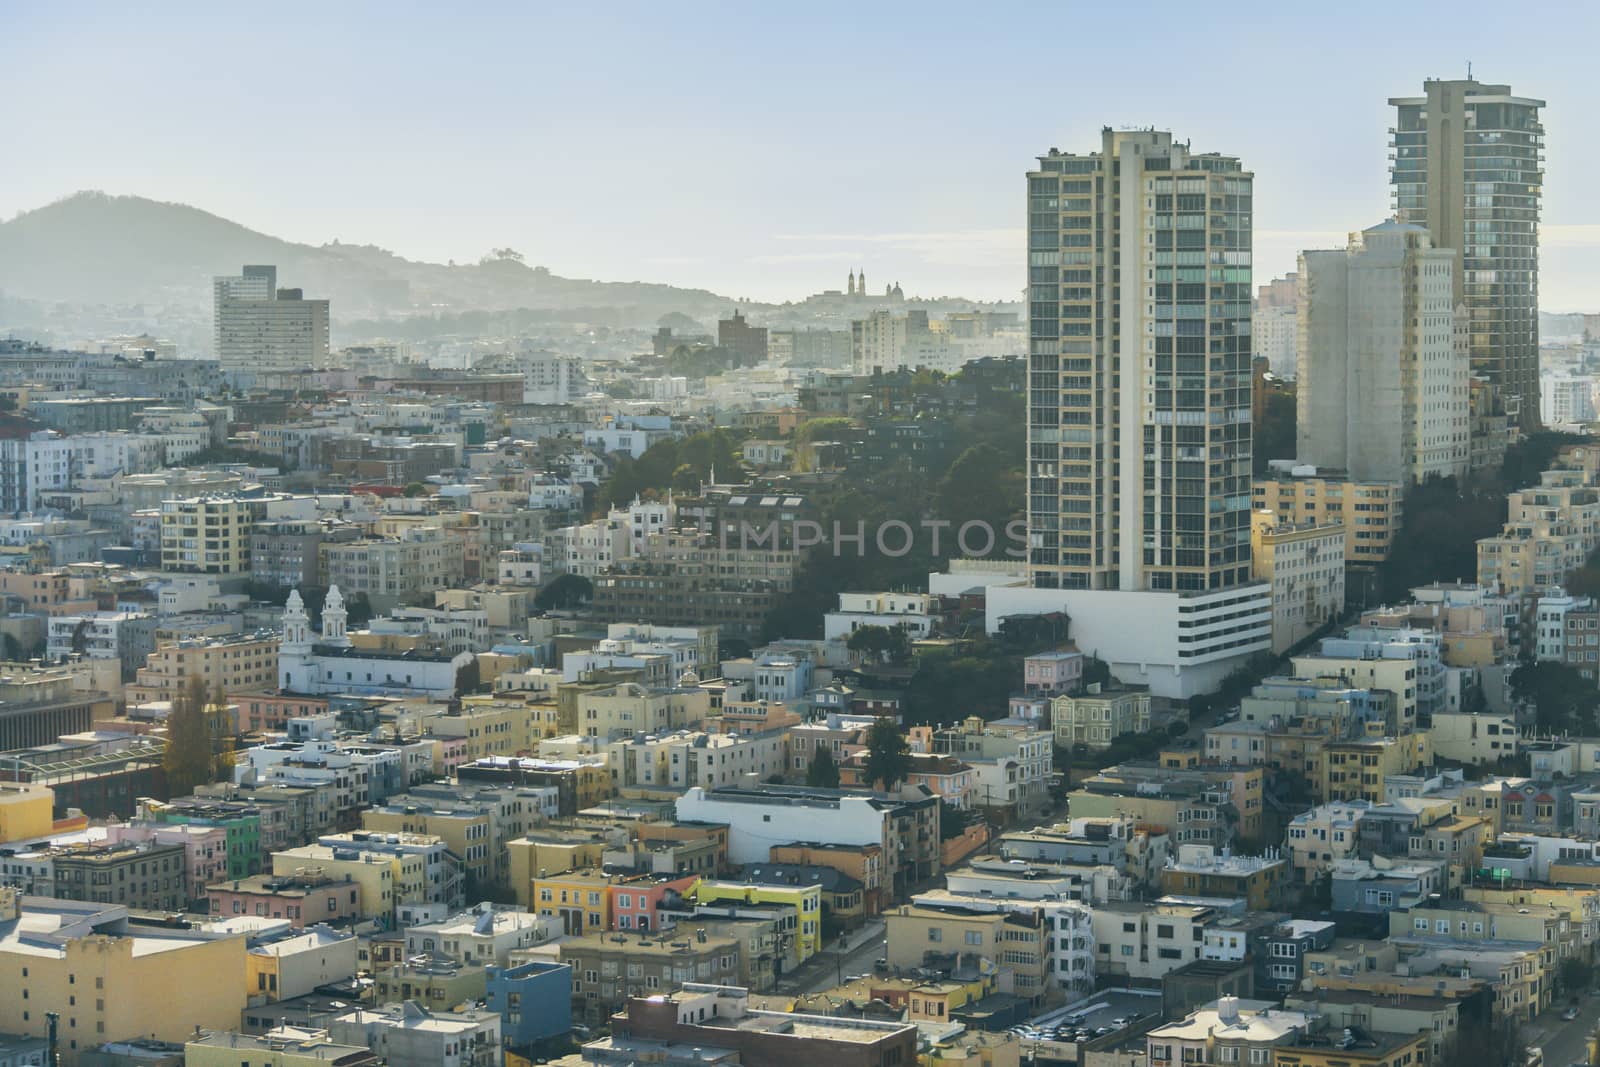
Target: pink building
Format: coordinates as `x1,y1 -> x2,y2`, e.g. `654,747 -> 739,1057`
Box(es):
105,819 -> 229,908
611,873 -> 698,932
1023,649 -> 1083,696
207,872 -> 362,927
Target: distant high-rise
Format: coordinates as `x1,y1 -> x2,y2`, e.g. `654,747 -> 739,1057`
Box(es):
1296,220 -> 1469,484
1026,129 -> 1256,595
213,264 -> 330,371
1389,78 -> 1544,430
717,309 -> 768,364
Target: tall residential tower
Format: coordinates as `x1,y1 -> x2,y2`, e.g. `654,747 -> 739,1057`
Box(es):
1389,78 -> 1544,430
1296,220 -> 1470,484
1026,128 -> 1255,594
1002,128 -> 1269,699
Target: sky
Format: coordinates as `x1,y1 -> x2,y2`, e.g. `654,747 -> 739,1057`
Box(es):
4,1 -> 1599,309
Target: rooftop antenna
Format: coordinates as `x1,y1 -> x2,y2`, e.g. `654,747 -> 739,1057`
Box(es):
1467,60 -> 1472,79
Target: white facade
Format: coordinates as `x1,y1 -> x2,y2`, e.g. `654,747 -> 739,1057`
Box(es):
1541,372 -> 1597,429
823,591 -> 939,641
520,353 -> 584,405
1534,593 -> 1592,660
1297,221 -> 1468,483
214,266 -> 331,371
1252,302 -> 1298,378
675,786 -> 889,865
985,583 -> 1271,699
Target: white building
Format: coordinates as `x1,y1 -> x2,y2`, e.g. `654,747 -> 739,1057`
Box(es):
519,352 -> 584,405
278,587 -> 471,698
496,544 -> 542,587
1292,626 -> 1445,729
45,610 -> 157,680
1252,302 -> 1297,378
329,1002 -> 501,1067
1297,220 -> 1469,483
675,785 -> 893,866
984,583 -> 1271,700
213,265 -> 331,372
1541,372 -> 1597,429
405,904 -> 560,967
1534,593 -> 1593,660
823,591 -> 940,641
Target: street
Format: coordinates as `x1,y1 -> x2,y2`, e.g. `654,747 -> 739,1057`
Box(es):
1526,999 -> 1600,1067
774,919 -> 887,996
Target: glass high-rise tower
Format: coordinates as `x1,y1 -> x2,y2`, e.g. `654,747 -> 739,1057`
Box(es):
1389,79 -> 1545,431
1026,128 -> 1255,595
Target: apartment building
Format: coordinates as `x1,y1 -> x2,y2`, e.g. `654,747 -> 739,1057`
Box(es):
557,928 -> 743,1024
886,903 -> 1051,1004
675,784 -> 940,898
0,891 -> 248,1065
159,496 -> 257,574
1478,468 -> 1600,598
1296,221 -> 1468,483
1250,514 -> 1346,653
1051,683 -> 1152,749
1253,469 -> 1402,565
1067,763 -> 1263,846
126,633 -> 278,706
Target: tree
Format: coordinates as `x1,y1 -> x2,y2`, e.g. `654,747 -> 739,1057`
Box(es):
1253,388 -> 1296,474
940,799 -> 974,840
806,747 -> 840,788
536,574 -> 593,611
846,624 -> 911,665
345,591 -> 374,628
1082,656 -> 1112,689
861,717 -> 912,793
1559,956 -> 1594,994
1510,660 -> 1600,735
402,481 -> 429,498
163,675 -> 217,797
936,443 -> 1023,536
455,658 -> 482,697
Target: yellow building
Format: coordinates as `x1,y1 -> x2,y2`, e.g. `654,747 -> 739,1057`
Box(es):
429,698 -> 556,762
0,783 -> 53,844
160,495 -> 258,574
507,830 -> 611,907
1274,1030 -> 1427,1067
270,848 -> 395,920
574,682 -> 711,740
361,803 -> 495,886
126,633 -> 279,706
689,878 -> 823,962
885,904 -> 1050,1005
1319,735 -> 1430,804
0,889 -> 248,1065
1253,472 -> 1403,565
531,868 -> 617,936
186,1030 -> 375,1067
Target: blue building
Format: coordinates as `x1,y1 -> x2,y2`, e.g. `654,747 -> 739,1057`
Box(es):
487,961 -> 572,1046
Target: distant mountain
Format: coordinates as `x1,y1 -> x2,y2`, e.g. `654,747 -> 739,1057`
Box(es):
0,191 -> 744,324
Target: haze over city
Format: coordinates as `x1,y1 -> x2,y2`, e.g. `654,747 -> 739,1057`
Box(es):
4,0 -> 1599,306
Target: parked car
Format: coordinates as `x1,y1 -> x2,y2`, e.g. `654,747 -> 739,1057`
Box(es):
1561,1007 -> 1580,1021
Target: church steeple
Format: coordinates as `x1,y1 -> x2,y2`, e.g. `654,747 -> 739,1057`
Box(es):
321,584 -> 351,647
847,270 -> 856,297
282,589 -> 311,652
858,269 -> 866,297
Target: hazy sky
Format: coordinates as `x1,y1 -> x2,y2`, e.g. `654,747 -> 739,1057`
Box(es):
5,1 -> 1600,309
